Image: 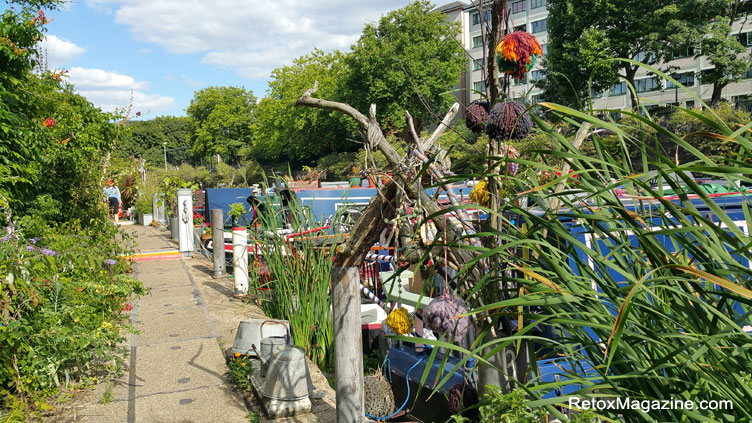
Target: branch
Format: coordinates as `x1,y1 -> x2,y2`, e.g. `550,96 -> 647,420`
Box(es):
295,81 -> 369,128
423,102 -> 459,150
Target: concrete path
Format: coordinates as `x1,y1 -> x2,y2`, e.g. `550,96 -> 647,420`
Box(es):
46,224 -> 337,423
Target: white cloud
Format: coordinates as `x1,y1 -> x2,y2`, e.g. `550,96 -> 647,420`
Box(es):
68,67 -> 176,114
84,0 -> 409,80
39,35 -> 86,68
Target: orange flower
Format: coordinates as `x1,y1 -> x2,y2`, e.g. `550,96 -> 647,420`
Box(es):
240,362 -> 246,366
234,352 -> 241,358
57,138 -> 70,145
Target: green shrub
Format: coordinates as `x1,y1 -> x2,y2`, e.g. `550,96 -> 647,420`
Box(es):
0,219 -> 144,414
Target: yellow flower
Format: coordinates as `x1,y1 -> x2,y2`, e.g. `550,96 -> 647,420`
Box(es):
385,307 -> 412,335
240,362 -> 246,366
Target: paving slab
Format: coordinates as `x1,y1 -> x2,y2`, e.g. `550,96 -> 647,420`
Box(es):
131,338 -> 226,397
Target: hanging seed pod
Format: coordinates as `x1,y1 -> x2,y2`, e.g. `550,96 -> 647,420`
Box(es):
385,306 -> 412,335
448,382 -> 478,415
364,371 -> 395,417
495,31 -> 544,80
465,100 -> 490,133
485,101 -> 532,141
423,296 -> 470,339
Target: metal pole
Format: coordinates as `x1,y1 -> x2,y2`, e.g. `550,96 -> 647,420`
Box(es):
331,267 -> 364,422
232,225 -> 248,295
163,142 -> 168,170
211,209 -> 225,278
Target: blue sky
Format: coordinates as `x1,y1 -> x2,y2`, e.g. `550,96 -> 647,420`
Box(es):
25,0 -> 412,119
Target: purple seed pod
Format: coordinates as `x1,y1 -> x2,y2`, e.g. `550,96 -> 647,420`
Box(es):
465,100 -> 490,133
485,101 -> 532,141
422,296 -> 470,339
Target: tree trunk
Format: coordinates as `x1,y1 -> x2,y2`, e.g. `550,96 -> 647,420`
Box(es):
711,82 -> 724,106
624,65 -> 639,110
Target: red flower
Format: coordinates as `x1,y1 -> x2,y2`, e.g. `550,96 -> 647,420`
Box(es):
124,303 -> 133,312
135,111 -> 141,117
43,118 -> 56,127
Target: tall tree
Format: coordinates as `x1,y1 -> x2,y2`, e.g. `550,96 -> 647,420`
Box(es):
252,49 -> 356,161
543,0 -> 723,109
186,86 -> 257,165
343,0 -> 465,134
699,2 -> 752,105
117,116 -> 191,166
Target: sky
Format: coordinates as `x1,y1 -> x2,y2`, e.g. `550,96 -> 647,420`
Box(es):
22,0 -> 414,119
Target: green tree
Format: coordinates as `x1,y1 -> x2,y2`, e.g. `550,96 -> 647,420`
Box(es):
252,49 -> 355,161
543,0 -> 722,108
343,0 -> 465,133
117,116 -> 192,166
699,10 -> 752,105
186,86 -> 257,165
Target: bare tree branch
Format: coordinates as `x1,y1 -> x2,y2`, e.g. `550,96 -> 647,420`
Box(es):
295,81 -> 370,128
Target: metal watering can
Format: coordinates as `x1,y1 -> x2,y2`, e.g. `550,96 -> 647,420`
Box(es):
253,344 -> 314,401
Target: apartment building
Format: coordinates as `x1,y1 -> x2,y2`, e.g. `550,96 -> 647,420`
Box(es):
441,0 -> 752,111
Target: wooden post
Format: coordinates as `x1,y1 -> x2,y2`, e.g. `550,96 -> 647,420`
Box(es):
211,209 -> 225,278
331,267 -> 364,423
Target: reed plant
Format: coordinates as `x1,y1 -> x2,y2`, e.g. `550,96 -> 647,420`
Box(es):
248,189 -> 342,368
402,63 -> 752,422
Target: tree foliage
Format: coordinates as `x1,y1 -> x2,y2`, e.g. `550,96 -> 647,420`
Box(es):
343,0 -> 465,133
699,15 -> 752,105
187,86 -> 257,165
117,116 -> 191,166
252,49 -> 356,161
543,0 -> 723,108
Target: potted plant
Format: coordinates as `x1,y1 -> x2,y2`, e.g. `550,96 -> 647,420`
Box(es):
134,198 -> 153,226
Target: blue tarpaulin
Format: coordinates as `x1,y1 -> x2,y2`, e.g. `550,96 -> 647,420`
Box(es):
205,188 -> 254,227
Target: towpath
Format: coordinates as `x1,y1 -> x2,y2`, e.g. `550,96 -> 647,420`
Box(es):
46,224 -> 336,422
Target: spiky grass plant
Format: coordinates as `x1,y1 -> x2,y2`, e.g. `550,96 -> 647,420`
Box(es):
398,63 -> 752,422
247,189 -> 342,368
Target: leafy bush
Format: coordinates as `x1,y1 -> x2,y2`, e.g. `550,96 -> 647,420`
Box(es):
0,219 -> 144,415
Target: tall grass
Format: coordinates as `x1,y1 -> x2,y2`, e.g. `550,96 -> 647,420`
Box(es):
400,65 -> 752,422
247,190 -> 342,368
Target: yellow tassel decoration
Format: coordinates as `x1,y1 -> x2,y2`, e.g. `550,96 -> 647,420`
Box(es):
469,180 -> 490,207
385,307 -> 412,335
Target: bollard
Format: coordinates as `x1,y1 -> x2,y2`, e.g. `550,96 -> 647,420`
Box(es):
331,267 -> 364,422
211,209 -> 225,278
152,193 -> 159,223
232,225 -> 248,295
177,188 -> 194,254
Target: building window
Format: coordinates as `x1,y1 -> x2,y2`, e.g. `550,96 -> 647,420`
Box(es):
472,10 -> 492,25
737,32 -> 752,47
531,19 -> 547,33
511,0 -> 526,14
591,88 -> 603,99
633,51 -> 656,64
610,82 -> 627,96
472,35 -> 483,49
541,44 -> 547,55
666,72 -> 695,88
515,24 -> 526,32
636,77 -> 659,92
685,100 -> 695,108
513,74 -> 528,85
671,46 -> 695,59
531,0 -> 547,8
531,70 -> 545,81
532,94 -> 545,103
473,58 -> 484,71
473,81 -> 486,93
742,68 -> 752,79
